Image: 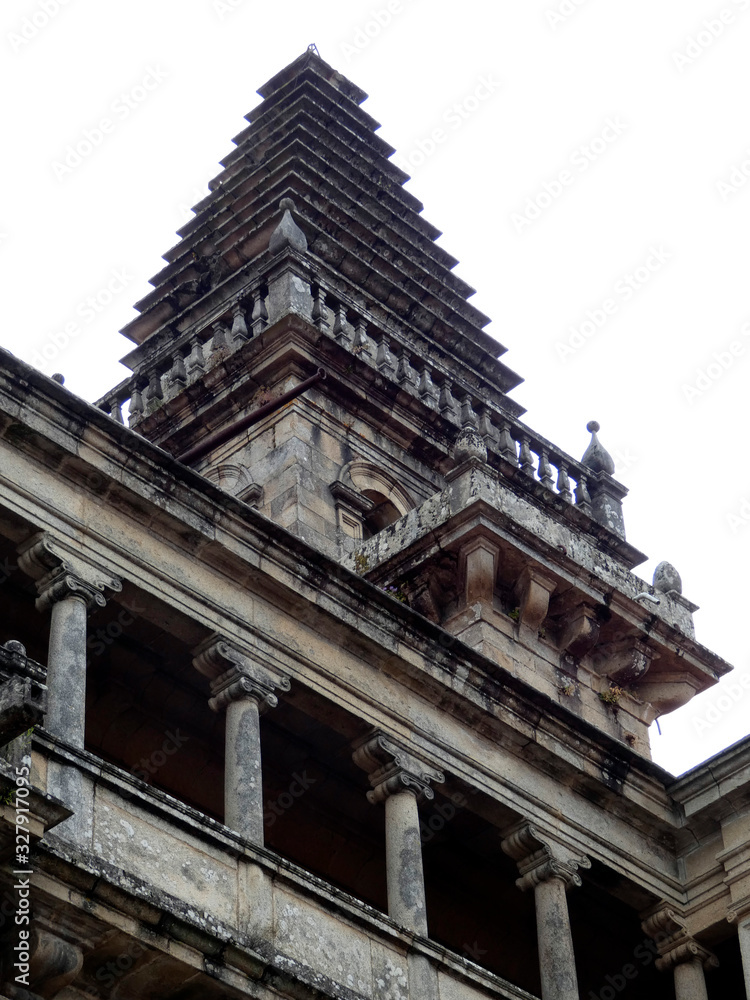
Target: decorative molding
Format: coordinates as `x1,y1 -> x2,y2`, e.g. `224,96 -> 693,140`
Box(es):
501,822 -> 591,892
641,902 -> 718,973
192,636 -> 290,713
352,730 -> 444,805
17,533 -> 121,613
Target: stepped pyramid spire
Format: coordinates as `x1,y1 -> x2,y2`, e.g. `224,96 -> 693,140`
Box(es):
108,48 -> 524,447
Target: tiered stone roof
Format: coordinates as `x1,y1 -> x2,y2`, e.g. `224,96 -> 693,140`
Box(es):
112,48 -> 524,420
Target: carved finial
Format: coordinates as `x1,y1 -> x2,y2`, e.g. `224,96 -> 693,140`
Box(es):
653,561 -> 682,595
269,198 -> 308,254
582,420 -> 615,475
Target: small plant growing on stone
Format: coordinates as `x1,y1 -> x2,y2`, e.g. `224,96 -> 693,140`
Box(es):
354,552 -> 370,574
508,608 -> 520,622
382,584 -> 407,603
538,627 -> 547,639
560,683 -> 575,697
599,685 -> 625,706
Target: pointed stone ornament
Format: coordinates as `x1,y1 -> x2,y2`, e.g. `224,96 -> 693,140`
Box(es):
653,561 -> 682,595
269,197 -> 308,255
581,421 -> 615,475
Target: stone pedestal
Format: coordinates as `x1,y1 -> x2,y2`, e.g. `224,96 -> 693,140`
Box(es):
642,903 -> 717,1000
352,731 -> 444,935
193,636 -> 290,846
501,822 -> 589,1000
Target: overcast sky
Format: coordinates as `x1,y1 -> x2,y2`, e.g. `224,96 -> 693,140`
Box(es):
2,0 -> 749,775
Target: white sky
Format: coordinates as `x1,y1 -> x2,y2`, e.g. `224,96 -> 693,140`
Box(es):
2,0 -> 749,775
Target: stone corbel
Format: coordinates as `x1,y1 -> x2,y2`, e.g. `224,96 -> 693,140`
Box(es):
192,636 -> 290,714
458,536 -> 500,608
634,673 -> 702,717
501,821 -> 591,892
641,903 -> 718,974
513,566 -> 557,632
592,636 -> 658,685
560,602 -> 601,661
17,532 -> 121,612
352,730 -> 445,805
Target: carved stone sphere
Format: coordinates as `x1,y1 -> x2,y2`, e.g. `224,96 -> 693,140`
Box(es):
653,561 -> 682,595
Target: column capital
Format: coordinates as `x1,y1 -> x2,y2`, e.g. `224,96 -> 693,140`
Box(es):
728,894 -> 750,926
501,822 -> 591,891
17,532 -> 121,612
192,636 -> 290,713
641,903 -> 718,973
352,730 -> 444,805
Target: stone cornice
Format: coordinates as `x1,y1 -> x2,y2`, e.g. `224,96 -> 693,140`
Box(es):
0,349 -> 710,887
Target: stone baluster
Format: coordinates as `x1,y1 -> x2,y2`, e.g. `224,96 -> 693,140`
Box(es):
145,368 -> 164,410
728,899 -> 750,998
501,822 -> 589,1000
497,420 -> 518,465
556,461 -> 572,503
574,472 -> 592,514
397,350 -> 416,388
232,302 -> 250,344
168,349 -> 188,396
438,380 -> 458,420
352,317 -> 370,357
642,904 -> 718,1000
376,336 -> 397,377
192,636 -> 289,845
332,302 -> 350,346
537,448 -> 554,489
251,289 -> 268,337
418,368 -> 439,407
128,382 -> 144,425
17,534 -> 121,747
519,435 -> 534,477
352,731 -> 444,934
187,334 -> 206,379
478,408 -> 498,449
311,285 -> 328,330
460,397 -> 478,429
211,320 -> 230,353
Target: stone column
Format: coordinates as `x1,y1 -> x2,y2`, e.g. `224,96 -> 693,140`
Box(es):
193,636 -> 289,846
727,900 -> 750,998
352,731 -> 444,934
501,822 -> 590,1000
642,903 -> 718,1000
17,533 -> 121,747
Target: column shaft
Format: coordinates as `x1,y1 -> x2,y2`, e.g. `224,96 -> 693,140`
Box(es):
673,957 -> 709,1000
47,596 -> 88,747
534,875 -> 580,1000
224,696 -> 264,845
737,920 -> 750,999
385,789 -> 428,934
